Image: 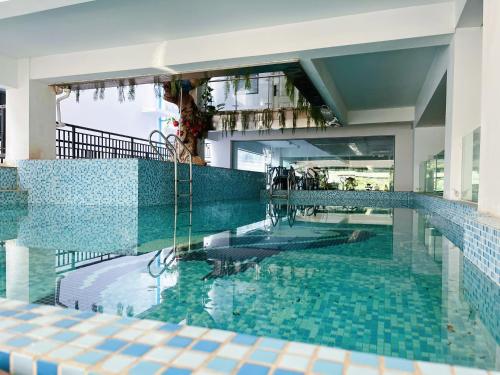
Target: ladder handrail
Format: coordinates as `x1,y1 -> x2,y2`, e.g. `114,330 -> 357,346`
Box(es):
149,130 -> 176,161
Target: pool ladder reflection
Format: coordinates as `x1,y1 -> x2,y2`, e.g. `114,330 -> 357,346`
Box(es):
149,130 -> 193,273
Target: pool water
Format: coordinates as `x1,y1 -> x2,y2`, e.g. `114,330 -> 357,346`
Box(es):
0,200 -> 498,370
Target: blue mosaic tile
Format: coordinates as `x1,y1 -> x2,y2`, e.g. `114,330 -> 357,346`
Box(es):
250,349 -> 278,364
350,352 -> 379,367
232,334 -> 258,346
313,360 -> 343,375
0,351 -> 9,372
37,360 -> 58,375
9,323 -> 37,334
192,340 -> 220,353
163,368 -> 192,375
237,363 -> 270,375
166,336 -> 192,348
6,336 -> 33,347
160,323 -> 181,332
96,338 -> 129,352
74,351 -> 107,365
54,319 -> 79,328
274,370 -> 304,375
207,357 -> 237,373
384,357 -> 415,372
51,331 -> 80,342
121,343 -> 152,357
129,360 -> 163,375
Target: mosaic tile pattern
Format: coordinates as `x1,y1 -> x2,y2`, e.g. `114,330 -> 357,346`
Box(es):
0,166 -> 17,190
0,298 -> 493,375
0,190 -> 28,207
262,190 -> 413,208
18,159 -> 264,207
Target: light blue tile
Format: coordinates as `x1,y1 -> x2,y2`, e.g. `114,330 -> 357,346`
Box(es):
207,357 -> 237,373
350,352 -> 379,367
237,363 -> 269,375
192,340 -> 220,353
97,338 -> 129,352
121,343 -> 152,357
232,334 -> 258,346
162,368 -> 191,375
128,361 -> 163,375
51,331 -> 80,342
95,325 -> 121,336
74,351 -> 107,365
274,370 -> 303,375
6,336 -> 33,347
166,336 -> 192,348
160,323 -> 181,332
9,323 -> 37,333
54,319 -> 79,328
259,338 -> 286,350
313,360 -> 343,375
250,349 -> 278,364
384,357 -> 414,372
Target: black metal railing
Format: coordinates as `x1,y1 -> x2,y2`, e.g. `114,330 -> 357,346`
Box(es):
56,123 -> 169,160
0,105 -> 5,163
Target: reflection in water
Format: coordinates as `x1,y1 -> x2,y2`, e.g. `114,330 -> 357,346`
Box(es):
0,201 -> 498,370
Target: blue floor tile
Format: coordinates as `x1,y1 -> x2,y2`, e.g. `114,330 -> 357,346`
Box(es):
237,363 -> 269,375
192,340 -> 220,353
128,361 -> 162,375
96,338 -> 129,352
207,358 -> 237,373
51,331 -> 80,342
74,351 -> 107,365
54,319 -> 79,328
313,360 -> 343,375
0,351 -> 9,372
384,357 -> 415,372
166,336 -> 192,348
162,368 -> 192,375
274,370 -> 304,375
121,343 -> 152,357
6,336 -> 33,348
37,360 -> 58,375
232,334 -> 258,346
160,323 -> 181,332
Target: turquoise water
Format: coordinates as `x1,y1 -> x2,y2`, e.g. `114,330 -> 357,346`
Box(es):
0,201 -> 498,370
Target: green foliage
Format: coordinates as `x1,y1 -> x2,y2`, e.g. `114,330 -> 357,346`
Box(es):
240,110 -> 254,134
221,111 -> 238,136
244,74 -> 252,91
262,108 -> 274,133
278,108 -> 286,133
285,76 -> 295,104
292,108 -> 300,134
127,78 -> 136,101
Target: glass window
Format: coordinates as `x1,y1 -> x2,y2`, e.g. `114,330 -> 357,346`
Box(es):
235,148 -> 266,172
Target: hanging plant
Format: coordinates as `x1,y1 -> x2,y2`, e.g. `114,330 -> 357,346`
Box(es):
221,112 -> 238,136
306,105 -> 311,127
232,76 -> 241,96
93,83 -> 99,101
74,86 -> 81,103
285,77 -> 295,104
244,73 -> 252,91
297,92 -> 307,109
255,112 -> 263,135
278,108 -> 286,133
127,78 -> 136,101
241,111 -> 251,134
224,78 -> 231,100
262,108 -> 274,133
170,79 -> 180,97
310,106 -> 326,129
117,80 -> 125,103
292,108 -> 300,134
99,82 -> 105,100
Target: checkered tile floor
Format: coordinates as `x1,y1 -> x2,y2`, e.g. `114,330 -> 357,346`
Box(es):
0,298 -> 495,375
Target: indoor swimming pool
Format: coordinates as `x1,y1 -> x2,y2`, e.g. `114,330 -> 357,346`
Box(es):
0,200 -> 498,371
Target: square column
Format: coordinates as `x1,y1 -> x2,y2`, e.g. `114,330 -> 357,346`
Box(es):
478,0 -> 500,217
443,27 -> 482,200
5,59 -> 56,162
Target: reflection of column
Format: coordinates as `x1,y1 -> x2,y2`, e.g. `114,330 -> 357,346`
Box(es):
0,244 -> 6,298
441,238 -> 461,348
5,241 -> 57,303
392,208 -> 413,265
5,240 -> 30,301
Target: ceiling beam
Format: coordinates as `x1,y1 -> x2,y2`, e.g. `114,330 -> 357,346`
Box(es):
0,0 -> 96,20
348,107 -> 415,125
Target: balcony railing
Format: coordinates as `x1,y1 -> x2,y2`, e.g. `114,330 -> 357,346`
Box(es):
0,105 -> 5,163
56,123 -> 169,160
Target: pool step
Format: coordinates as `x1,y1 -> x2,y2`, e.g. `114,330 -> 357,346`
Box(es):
0,166 -> 18,190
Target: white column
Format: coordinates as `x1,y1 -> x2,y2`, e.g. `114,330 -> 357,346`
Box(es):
478,0 -> 500,217
6,59 -> 56,162
443,27 -> 482,200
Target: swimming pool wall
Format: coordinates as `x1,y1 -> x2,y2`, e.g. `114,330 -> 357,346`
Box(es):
16,160 -> 264,206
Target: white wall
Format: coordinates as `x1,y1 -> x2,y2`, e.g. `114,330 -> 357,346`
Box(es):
413,126 -> 446,191
207,123 -> 414,191
478,0 -> 500,217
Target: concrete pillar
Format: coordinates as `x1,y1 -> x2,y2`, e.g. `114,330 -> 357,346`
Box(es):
478,0 -> 500,217
6,59 -> 56,162
443,27 -> 482,200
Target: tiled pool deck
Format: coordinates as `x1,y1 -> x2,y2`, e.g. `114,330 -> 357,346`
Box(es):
0,299 -> 496,375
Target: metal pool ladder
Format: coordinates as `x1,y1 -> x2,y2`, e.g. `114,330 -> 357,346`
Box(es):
149,131 -> 193,252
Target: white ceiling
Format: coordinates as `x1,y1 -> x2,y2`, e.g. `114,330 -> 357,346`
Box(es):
0,0 -> 450,58
317,46 -> 442,111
